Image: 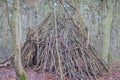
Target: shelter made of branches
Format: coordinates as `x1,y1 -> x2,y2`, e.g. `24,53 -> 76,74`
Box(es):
20,9 -> 109,79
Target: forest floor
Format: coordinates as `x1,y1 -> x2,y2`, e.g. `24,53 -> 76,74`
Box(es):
0,61 -> 120,80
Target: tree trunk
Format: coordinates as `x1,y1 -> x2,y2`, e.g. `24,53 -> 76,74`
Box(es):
1,3 -> 6,48
101,0 -> 113,63
12,0 -> 28,80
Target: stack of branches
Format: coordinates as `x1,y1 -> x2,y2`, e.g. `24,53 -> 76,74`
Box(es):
20,12 -> 110,80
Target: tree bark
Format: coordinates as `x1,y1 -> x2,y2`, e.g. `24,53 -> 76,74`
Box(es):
1,3 -> 7,48
12,0 -> 28,80
101,0 -> 113,63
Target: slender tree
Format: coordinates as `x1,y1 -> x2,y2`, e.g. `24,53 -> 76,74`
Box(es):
1,2 -> 7,48
11,0 -> 28,80
101,0 -> 113,63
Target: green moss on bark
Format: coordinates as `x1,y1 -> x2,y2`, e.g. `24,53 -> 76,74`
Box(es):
21,72 -> 28,80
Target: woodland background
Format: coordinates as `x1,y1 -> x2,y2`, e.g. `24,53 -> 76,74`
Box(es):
0,0 -> 120,62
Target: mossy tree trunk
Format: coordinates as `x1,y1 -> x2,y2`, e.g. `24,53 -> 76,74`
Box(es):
11,0 -> 28,80
101,0 -> 113,63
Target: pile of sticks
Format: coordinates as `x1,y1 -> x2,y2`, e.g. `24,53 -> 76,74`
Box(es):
20,12 -> 109,80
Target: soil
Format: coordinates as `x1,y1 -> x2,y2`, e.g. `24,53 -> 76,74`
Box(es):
0,61 -> 120,80
0,67 -> 60,80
